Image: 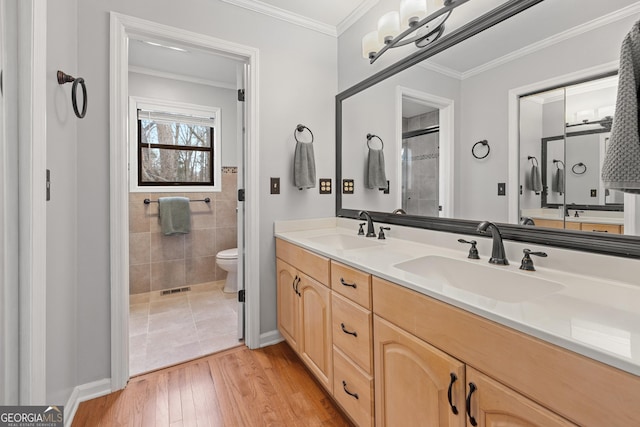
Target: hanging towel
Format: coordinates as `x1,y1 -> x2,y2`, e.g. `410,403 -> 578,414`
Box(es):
158,197 -> 191,236
601,20 -> 640,193
528,165 -> 542,193
293,141 -> 316,189
366,148 -> 388,189
552,168 -> 565,195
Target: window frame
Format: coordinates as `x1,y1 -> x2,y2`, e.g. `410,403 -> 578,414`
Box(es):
129,96 -> 222,193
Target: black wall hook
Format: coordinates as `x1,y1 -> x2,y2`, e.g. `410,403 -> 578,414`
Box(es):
472,140 -> 490,159
57,70 -> 87,119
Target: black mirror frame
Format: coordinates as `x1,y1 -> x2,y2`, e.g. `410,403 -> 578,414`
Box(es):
335,0 -> 640,259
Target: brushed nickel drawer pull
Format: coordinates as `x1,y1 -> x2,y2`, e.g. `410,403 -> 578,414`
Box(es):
340,323 -> 358,337
340,278 -> 357,288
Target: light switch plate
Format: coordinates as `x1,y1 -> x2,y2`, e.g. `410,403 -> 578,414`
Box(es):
270,177 -> 280,194
498,182 -> 506,196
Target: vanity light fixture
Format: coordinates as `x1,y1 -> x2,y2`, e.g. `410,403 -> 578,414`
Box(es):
362,0 -> 469,64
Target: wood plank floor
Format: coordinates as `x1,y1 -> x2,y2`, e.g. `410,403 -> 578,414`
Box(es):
72,342 -> 353,427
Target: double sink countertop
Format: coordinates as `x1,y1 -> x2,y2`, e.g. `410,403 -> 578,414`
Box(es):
274,217 -> 640,377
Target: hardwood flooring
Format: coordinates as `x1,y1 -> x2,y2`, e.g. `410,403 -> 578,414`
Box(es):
72,342 -> 353,427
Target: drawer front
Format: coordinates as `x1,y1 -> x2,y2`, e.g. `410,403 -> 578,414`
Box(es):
332,292 -> 373,374
580,222 -> 621,234
333,347 -> 374,427
331,261 -> 372,309
276,238 -> 330,286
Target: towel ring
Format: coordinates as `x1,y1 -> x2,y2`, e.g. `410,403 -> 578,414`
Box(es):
572,162 -> 587,175
294,124 -> 314,143
472,140 -> 490,159
366,133 -> 384,150
57,70 -> 87,119
527,155 -> 539,167
553,159 -> 565,169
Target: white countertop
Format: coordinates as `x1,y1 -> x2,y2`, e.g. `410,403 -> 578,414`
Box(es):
274,218 -> 640,377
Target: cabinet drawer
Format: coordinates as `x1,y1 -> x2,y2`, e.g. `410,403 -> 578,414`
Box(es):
580,222 -> 621,234
333,347 -> 374,427
276,238 -> 330,285
332,292 -> 373,374
331,261 -> 372,309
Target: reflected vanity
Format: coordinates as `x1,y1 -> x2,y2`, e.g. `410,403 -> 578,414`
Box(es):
336,0 -> 640,257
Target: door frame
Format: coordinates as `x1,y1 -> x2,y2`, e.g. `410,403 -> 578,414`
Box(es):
109,12 -> 261,390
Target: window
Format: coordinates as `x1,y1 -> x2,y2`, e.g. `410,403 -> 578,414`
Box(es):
130,98 -> 221,192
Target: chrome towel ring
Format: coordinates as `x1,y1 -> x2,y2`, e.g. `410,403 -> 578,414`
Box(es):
472,140 -> 490,159
294,124 -> 314,143
57,70 -> 87,119
572,162 -> 587,175
366,133 -> 384,149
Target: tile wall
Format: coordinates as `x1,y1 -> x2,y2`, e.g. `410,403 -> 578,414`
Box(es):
129,168 -> 238,294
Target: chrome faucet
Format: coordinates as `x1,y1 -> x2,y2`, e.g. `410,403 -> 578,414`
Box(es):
358,210 -> 376,237
476,221 -> 509,265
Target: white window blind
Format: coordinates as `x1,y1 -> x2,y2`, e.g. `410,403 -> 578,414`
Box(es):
137,109 -> 215,128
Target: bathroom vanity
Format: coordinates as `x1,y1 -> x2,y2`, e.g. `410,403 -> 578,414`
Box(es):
275,218 -> 640,427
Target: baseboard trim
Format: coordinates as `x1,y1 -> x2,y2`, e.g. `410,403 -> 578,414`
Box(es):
64,378 -> 111,427
259,329 -> 283,347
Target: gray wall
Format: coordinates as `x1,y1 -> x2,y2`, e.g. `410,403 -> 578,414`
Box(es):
41,0 -> 338,404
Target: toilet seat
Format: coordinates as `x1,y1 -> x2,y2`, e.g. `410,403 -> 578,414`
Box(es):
217,248 -> 238,260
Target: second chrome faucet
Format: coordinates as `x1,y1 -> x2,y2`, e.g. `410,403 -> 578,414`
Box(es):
358,210 -> 376,237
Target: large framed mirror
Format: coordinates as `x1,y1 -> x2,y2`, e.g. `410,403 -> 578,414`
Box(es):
336,0 -> 640,258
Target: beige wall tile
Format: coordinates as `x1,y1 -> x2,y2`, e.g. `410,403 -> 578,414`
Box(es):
150,232 -> 185,262
130,264 -> 151,295
219,172 -> 237,201
185,256 -> 216,285
215,199 -> 237,228
186,229 -> 216,258
151,259 -> 185,291
191,208 -> 215,230
215,227 -> 237,254
129,232 -> 150,265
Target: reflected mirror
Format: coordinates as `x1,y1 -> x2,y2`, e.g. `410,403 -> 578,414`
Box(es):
337,0 -> 640,256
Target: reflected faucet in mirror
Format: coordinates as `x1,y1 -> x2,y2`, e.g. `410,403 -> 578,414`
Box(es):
476,221 -> 508,265
358,210 -> 376,237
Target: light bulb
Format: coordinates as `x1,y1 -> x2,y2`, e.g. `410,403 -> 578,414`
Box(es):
400,0 -> 428,27
362,31 -> 381,59
378,11 -> 400,44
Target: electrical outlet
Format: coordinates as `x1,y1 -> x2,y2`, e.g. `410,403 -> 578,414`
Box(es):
498,182 -> 506,196
343,179 -> 354,194
270,177 -> 280,194
319,178 -> 332,194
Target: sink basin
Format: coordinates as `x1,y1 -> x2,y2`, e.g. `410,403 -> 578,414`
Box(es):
307,234 -> 383,250
393,255 -> 564,303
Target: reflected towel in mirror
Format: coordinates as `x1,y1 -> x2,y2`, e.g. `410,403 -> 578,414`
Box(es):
552,168 -> 564,194
602,20 -> 640,193
367,148 -> 387,189
294,141 -> 316,189
528,165 -> 542,193
158,197 -> 191,235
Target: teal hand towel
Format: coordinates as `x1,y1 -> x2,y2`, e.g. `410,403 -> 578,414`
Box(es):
529,165 -> 542,193
158,197 -> 191,235
367,148 -> 387,189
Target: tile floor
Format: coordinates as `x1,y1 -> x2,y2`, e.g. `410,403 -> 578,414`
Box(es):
129,280 -> 241,376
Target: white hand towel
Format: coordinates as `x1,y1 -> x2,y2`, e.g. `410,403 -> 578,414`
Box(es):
528,165 -> 542,193
367,148 -> 388,189
293,141 -> 316,190
601,20 -> 640,193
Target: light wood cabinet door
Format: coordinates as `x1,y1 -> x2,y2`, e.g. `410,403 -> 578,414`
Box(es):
276,259 -> 299,351
374,316 -> 466,427
465,367 -> 576,427
298,273 -> 333,391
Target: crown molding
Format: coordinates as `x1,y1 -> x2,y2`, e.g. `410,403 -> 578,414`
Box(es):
418,60 -> 463,80
128,65 -> 237,90
220,0 -> 336,36
337,0 -> 379,36
462,2 -> 640,80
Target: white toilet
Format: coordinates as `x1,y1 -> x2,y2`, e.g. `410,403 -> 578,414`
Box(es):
216,247 -> 238,293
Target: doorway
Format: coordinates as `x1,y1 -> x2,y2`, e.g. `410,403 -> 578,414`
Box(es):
110,13 -> 260,389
